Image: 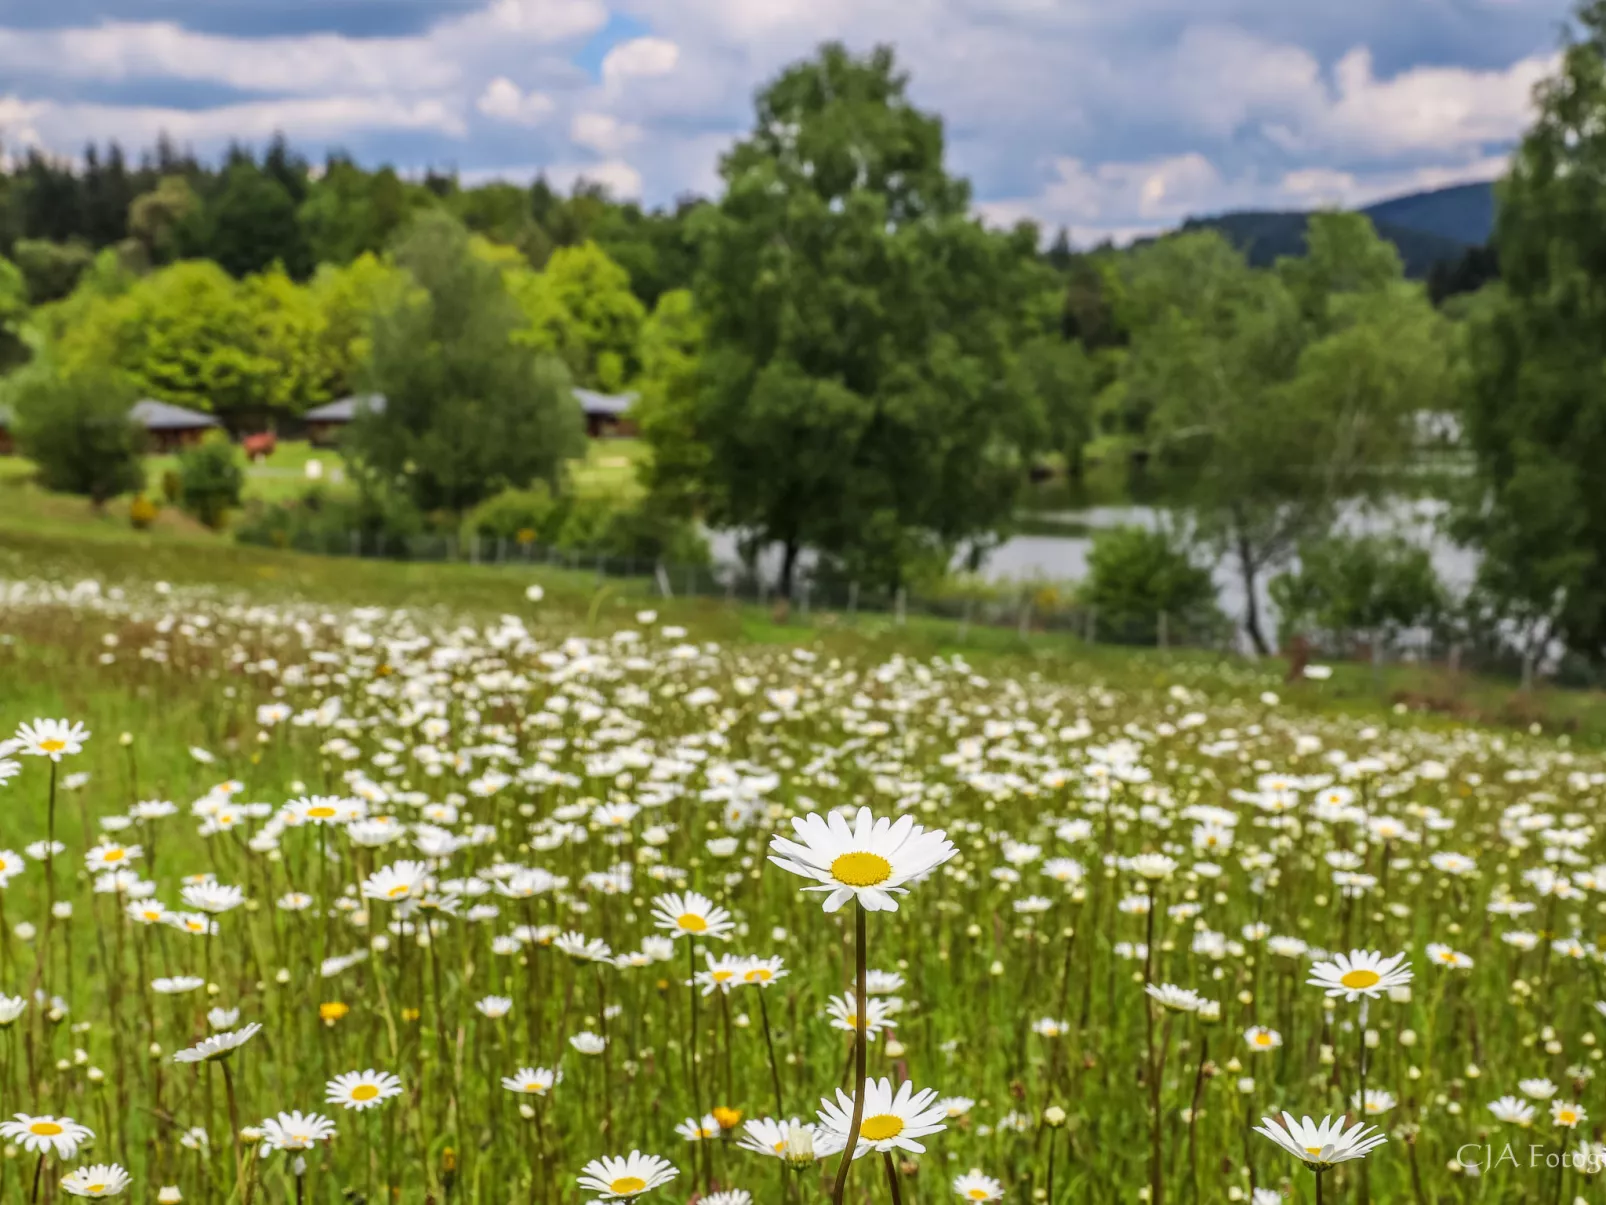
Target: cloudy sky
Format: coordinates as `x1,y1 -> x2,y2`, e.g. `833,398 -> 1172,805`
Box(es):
0,0 -> 1574,242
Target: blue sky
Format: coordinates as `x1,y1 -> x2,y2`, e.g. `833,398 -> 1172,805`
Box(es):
0,0 -> 1573,242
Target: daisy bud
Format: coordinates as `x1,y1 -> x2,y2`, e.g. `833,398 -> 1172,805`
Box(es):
1364,1029 -> 1379,1049
885,1039 -> 906,1058
1399,1030 -> 1417,1047
989,961 -> 1004,976
1237,1077 -> 1255,1094
1466,1064 -> 1481,1079
158,1189 -> 182,1204
52,902 -> 72,919
1043,1106 -> 1066,1128
1547,1041 -> 1564,1055
276,969 -> 291,985
1319,1044 -> 1335,1065
518,1104 -> 535,1120
14,923 -> 34,942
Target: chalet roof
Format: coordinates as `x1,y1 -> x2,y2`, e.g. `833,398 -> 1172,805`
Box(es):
305,394 -> 387,423
130,398 -> 220,431
575,388 -> 636,418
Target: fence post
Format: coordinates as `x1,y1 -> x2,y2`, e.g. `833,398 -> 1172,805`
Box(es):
655,563 -> 673,599
894,587 -> 907,626
799,580 -> 811,621
758,577 -> 769,610
847,582 -> 859,623
1017,594 -> 1031,639
1087,605 -> 1098,645
725,573 -> 737,605
349,529 -> 360,558
686,566 -> 696,598
1521,648 -> 1535,691
1448,642 -> 1461,675
959,596 -> 973,645
497,536 -> 507,564
1158,610 -> 1168,650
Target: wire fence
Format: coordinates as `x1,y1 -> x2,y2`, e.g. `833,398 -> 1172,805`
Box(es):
237,527 -> 1235,650
237,527 -> 1580,686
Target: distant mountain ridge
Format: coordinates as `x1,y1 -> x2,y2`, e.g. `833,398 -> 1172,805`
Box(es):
1178,181 -> 1496,278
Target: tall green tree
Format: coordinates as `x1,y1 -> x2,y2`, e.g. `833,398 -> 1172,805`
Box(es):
1123,221 -> 1447,653
346,211 -> 585,515
1458,1 -> 1606,660
505,241 -> 646,392
654,42 -> 1053,590
197,161 -> 311,279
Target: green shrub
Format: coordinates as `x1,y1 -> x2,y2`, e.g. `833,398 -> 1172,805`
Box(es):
1081,525 -> 1220,644
6,360 -> 145,506
1270,534 -> 1446,649
235,488 -> 425,553
176,438 -> 244,529
462,484 -> 560,545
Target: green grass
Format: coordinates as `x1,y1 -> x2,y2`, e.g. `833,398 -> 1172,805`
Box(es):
0,516 -> 1601,1205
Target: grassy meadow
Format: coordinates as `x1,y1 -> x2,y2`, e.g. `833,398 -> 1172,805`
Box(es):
0,529 -> 1604,1205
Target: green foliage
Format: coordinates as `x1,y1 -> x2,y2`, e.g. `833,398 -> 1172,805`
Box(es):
505,241 -> 646,391
298,160 -> 417,266
127,175 -> 199,267
5,360 -> 145,504
12,238 -> 95,303
0,253 -> 28,368
1121,220 -> 1451,651
633,289 -> 707,515
192,160 -> 311,280
347,211 -> 586,515
234,485 -> 425,551
1082,525 -> 1220,644
176,437 -> 244,528
655,42 -> 1055,591
1457,1 -> 1606,661
1270,534 -> 1447,647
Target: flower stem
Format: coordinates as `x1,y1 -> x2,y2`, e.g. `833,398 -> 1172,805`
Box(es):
758,987 -> 786,1117
882,1150 -> 904,1205
830,901 -> 868,1205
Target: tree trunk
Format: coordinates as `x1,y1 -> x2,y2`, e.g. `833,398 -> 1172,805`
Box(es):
1237,531 -> 1270,656
778,539 -> 800,598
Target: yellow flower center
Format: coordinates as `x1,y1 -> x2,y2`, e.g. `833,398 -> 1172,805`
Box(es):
1254,1033 -> 1273,1046
86,1186 -> 105,1195
831,852 -> 893,888
308,806 -> 337,819
859,1114 -> 904,1142
30,1121 -> 63,1136
1439,952 -> 1456,963
609,1176 -> 648,1195
968,1191 -> 989,1201
1560,1110 -> 1578,1124
387,885 -> 409,899
713,970 -> 734,982
525,1080 -> 545,1092
677,913 -> 708,933
351,1084 -> 380,1101
1339,969 -> 1380,990
746,969 -> 772,982
39,739 -> 65,753
104,849 -> 125,862
1305,1145 -> 1324,1156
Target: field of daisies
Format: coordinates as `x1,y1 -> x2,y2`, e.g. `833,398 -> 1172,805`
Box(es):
0,571 -> 1601,1205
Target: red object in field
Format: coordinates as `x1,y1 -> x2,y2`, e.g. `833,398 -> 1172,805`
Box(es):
242,432 -> 276,463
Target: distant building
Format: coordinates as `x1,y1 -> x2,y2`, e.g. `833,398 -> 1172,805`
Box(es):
575,388 -> 638,438
304,394 -> 386,447
301,389 -> 638,444
130,399 -> 221,453
0,399 -> 219,456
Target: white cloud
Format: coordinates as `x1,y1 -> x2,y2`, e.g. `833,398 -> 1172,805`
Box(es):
544,158 -> 644,199
0,0 -> 1569,232
477,77 -> 556,125
570,111 -> 642,154
601,36 -> 680,87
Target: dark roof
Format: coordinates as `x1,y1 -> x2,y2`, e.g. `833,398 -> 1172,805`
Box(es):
575,388 -> 636,418
130,398 -> 220,431
305,394 -> 386,423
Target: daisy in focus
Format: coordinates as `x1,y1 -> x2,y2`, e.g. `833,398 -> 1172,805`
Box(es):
1306,950 -> 1412,1001
818,1077 -> 949,1158
1254,1112 -> 1387,1170
768,807 -> 957,912
326,1070 -> 402,1111
576,1151 -> 678,1200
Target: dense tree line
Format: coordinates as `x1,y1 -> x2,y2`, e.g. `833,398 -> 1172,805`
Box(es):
0,134 -> 701,309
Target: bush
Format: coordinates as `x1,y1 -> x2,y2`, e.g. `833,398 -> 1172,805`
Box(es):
1081,525 -> 1220,644
129,495 -> 158,530
464,486 -> 709,565
176,438 -> 244,529
235,487 -> 426,553
6,361 -> 145,505
1270,534 -> 1446,652
462,484 -> 560,545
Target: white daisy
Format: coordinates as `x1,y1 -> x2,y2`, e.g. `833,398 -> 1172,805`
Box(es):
1306,950 -> 1412,1001
768,808 -> 957,912
576,1151 -> 678,1200
60,1163 -> 131,1198
325,1070 -> 402,1111
817,1077 -> 949,1158
1254,1112 -> 1387,1170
